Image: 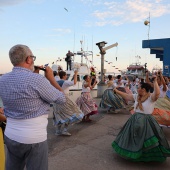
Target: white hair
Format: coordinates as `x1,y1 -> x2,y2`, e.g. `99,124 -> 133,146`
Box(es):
9,44 -> 31,66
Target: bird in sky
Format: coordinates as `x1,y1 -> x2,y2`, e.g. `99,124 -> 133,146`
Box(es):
64,8 -> 68,12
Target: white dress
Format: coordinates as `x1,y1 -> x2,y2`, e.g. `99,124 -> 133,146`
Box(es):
53,80 -> 84,125
133,94 -> 155,114
76,81 -> 98,116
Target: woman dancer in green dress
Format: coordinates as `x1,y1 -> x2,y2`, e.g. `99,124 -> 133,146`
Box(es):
112,76 -> 170,162
100,75 -> 126,112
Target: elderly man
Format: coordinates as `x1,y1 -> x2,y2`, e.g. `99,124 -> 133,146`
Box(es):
0,44 -> 66,170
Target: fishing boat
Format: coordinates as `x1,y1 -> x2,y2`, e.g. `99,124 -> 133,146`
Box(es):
47,47 -> 99,118
51,45 -> 99,102
122,56 -> 147,80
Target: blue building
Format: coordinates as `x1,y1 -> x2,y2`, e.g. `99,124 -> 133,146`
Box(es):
142,38 -> 170,77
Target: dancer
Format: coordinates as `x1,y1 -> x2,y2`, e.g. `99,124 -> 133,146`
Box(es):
112,77 -> 170,162
76,75 -> 98,122
147,72 -> 169,127
152,88 -> 170,127
53,70 -> 84,136
130,79 -> 138,94
114,75 -> 129,89
146,71 -> 167,97
157,71 -> 167,97
164,76 -> 170,87
124,83 -> 132,95
100,75 -> 125,113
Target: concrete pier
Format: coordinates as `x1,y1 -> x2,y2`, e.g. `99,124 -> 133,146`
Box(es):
47,98 -> 170,170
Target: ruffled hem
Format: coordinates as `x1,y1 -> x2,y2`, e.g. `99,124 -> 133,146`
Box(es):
53,113 -> 84,125
112,136 -> 170,162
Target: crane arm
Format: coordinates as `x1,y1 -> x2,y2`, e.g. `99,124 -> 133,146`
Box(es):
102,42 -> 118,51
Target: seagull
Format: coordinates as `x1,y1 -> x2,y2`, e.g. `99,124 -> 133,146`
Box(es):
64,8 -> 68,12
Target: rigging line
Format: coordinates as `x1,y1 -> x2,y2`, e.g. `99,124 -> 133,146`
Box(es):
148,12 -> 150,41
73,31 -> 75,53
146,12 -> 151,67
72,30 -> 76,63
144,12 -> 151,48
83,35 -> 85,51
92,35 -> 93,65
115,46 -> 118,61
86,39 -> 88,52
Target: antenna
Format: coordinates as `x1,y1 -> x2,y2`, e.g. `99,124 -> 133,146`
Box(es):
73,31 -> 75,62
80,40 -> 83,64
115,46 -> 118,61
144,12 -> 150,40
144,12 -> 151,61
73,31 -> 75,52
92,35 -> 93,64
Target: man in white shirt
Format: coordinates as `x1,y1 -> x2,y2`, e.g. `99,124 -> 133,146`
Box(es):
114,75 -> 129,87
53,71 -> 60,81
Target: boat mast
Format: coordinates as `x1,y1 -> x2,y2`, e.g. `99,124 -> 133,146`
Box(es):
133,55 -> 141,66
80,40 -> 83,64
92,35 -> 93,65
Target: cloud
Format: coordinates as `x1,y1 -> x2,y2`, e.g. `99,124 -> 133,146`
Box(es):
80,0 -> 104,6
0,0 -> 24,6
83,0 -> 170,26
0,0 -> 43,7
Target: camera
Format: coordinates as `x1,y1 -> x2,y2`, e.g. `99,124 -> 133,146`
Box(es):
34,66 -> 46,71
152,77 -> 156,81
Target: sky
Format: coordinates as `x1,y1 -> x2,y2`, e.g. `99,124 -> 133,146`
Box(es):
0,0 -> 170,74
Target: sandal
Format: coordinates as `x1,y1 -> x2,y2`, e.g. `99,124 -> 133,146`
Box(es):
82,117 -> 86,122
85,118 -> 92,122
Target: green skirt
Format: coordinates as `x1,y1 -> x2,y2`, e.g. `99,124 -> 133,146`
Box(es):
112,112 -> 170,162
100,89 -> 125,110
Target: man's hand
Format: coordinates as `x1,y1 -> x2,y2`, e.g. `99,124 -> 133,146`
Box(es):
44,66 -> 54,81
145,71 -> 149,75
152,75 -> 157,82
74,70 -> 78,74
0,107 -> 4,114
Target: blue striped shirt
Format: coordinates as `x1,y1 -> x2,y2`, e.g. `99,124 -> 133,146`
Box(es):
0,67 -> 66,119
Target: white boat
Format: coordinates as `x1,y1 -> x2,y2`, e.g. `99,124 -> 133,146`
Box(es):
47,51 -> 99,118
51,48 -> 98,102
67,63 -> 98,101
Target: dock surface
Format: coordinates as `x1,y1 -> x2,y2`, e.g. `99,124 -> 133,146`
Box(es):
47,98 -> 170,170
